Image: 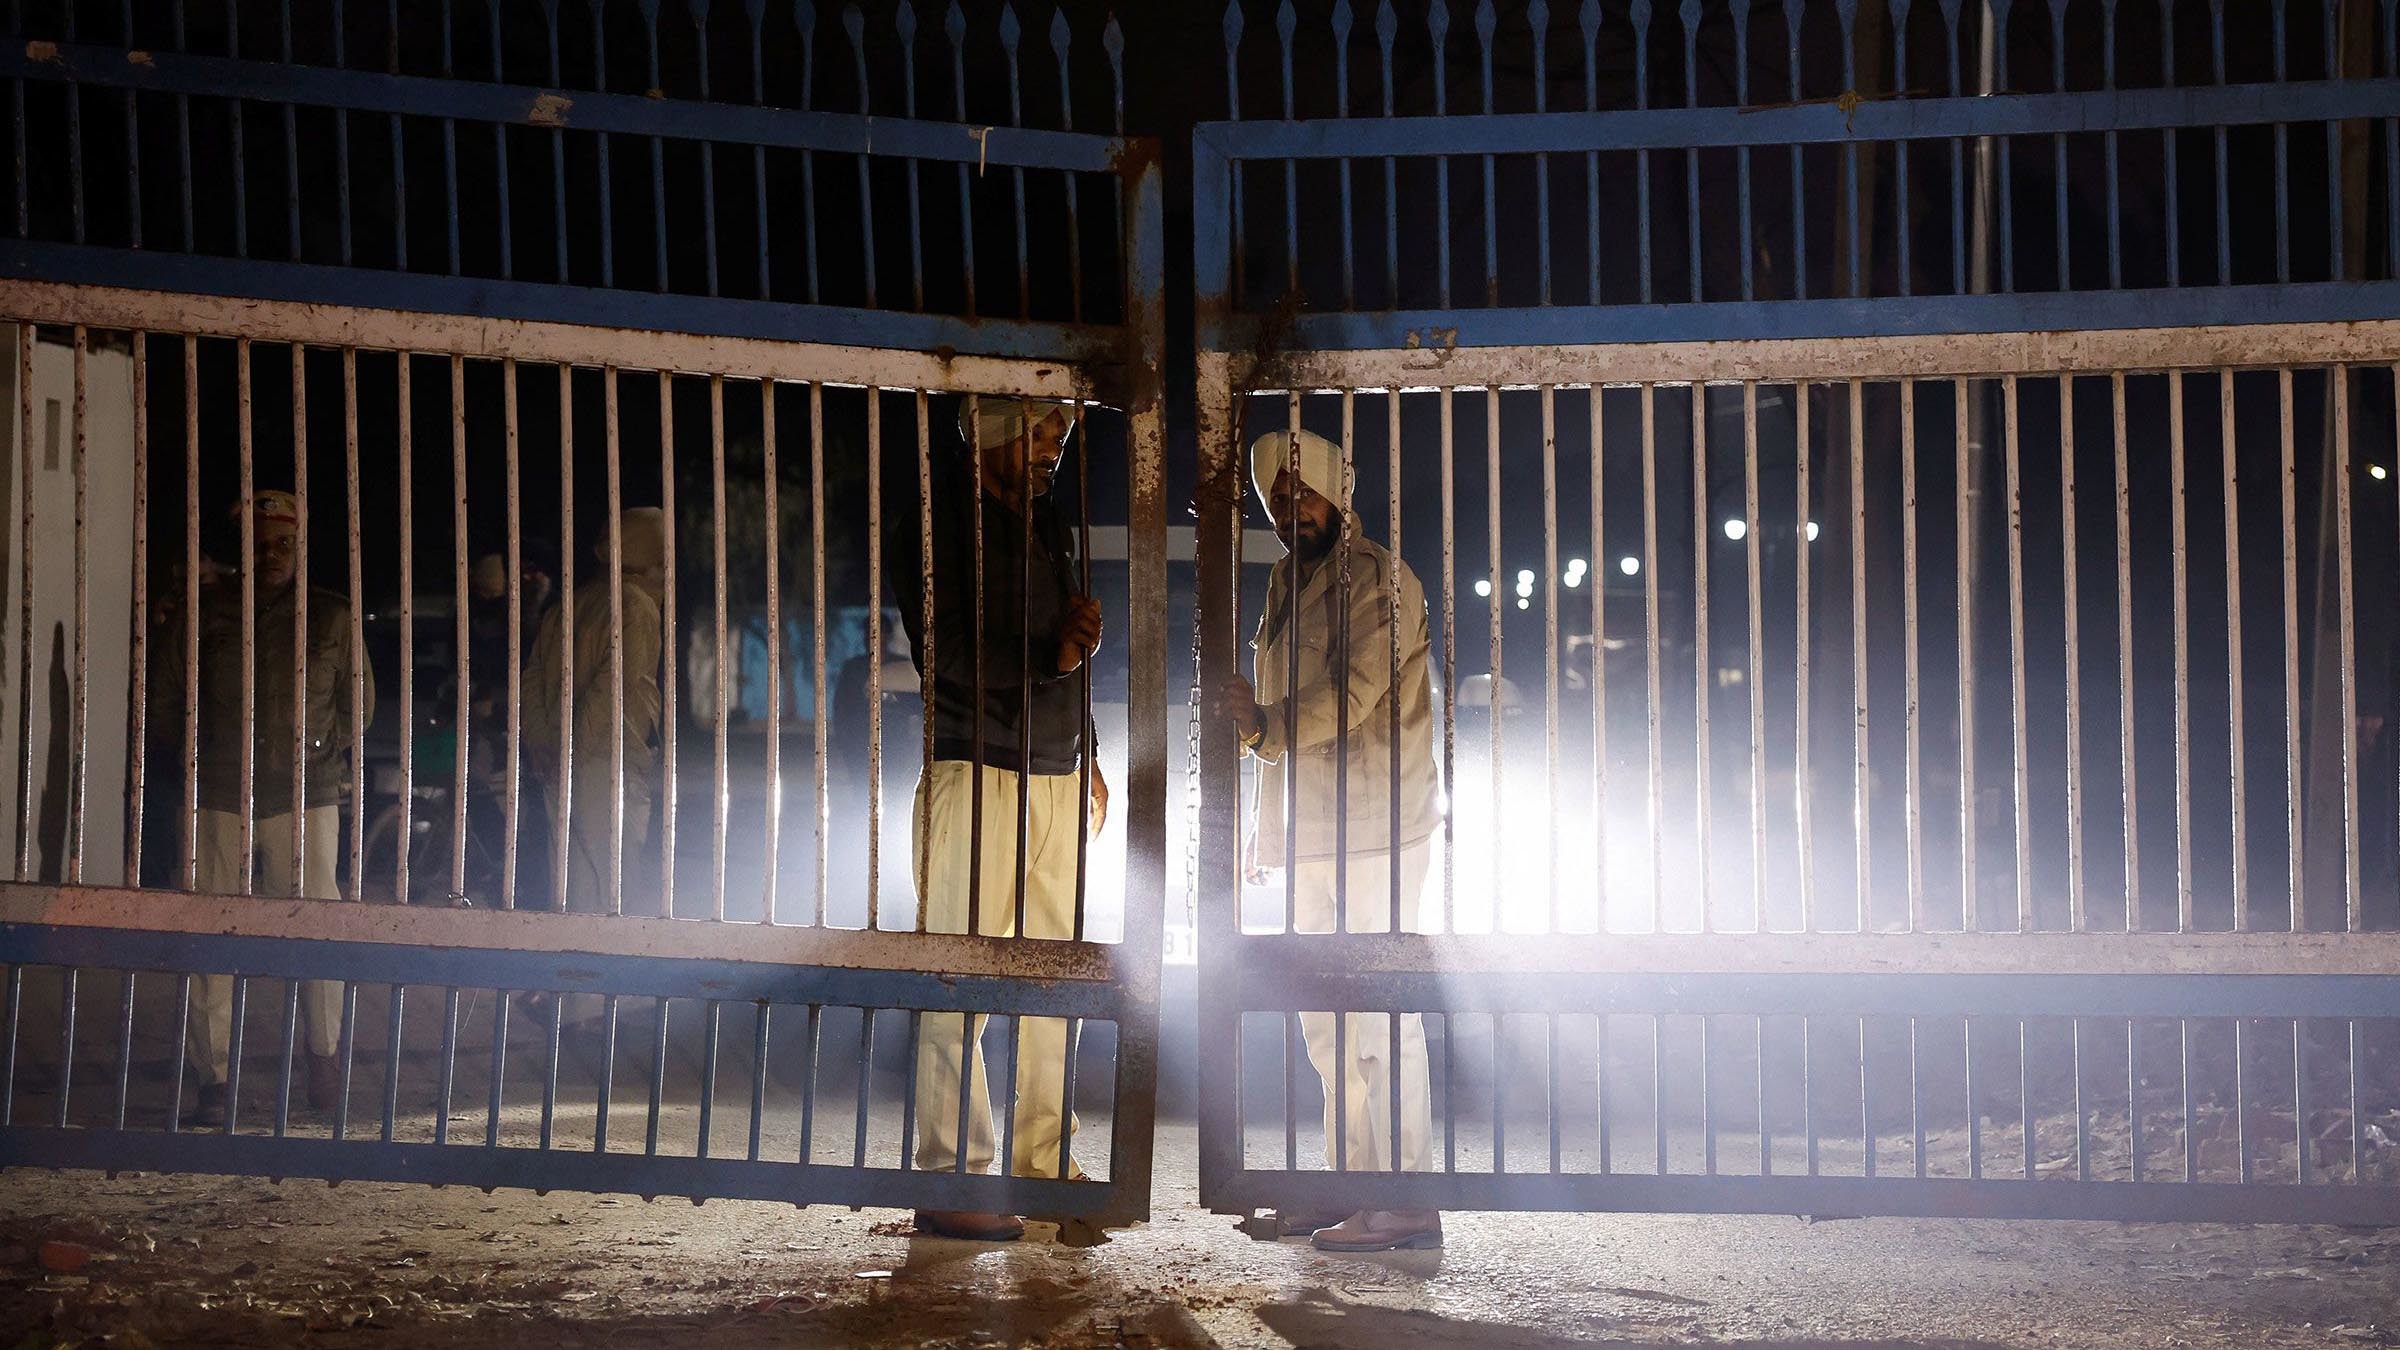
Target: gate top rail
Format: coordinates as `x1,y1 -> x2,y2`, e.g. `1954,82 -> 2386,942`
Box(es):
1199,0 -> 2400,344
3,18 -> 1160,361
5,1 -> 1126,135
3,39 -> 1137,173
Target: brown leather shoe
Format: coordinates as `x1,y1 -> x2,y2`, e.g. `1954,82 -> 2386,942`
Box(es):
179,1083 -> 228,1131
1310,1209 -> 1442,1252
306,1053 -> 342,1111
912,1210 -> 1025,1242
1269,1207 -> 1350,1237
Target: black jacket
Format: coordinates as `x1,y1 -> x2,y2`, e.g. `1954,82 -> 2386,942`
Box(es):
890,468 -> 1089,776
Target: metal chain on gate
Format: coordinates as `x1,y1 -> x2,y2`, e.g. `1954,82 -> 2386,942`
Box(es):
1182,612 -> 1204,939
1185,297 -> 1296,946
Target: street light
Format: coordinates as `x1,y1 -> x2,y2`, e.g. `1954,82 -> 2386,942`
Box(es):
1474,578 -> 1493,598
1722,518 -> 1748,542
1805,521 -> 1821,542
1618,556 -> 1640,576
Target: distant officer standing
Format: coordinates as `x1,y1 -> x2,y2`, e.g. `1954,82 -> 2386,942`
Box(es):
175,490 -> 374,1128
523,508 -> 668,927
1218,428 -> 1443,1252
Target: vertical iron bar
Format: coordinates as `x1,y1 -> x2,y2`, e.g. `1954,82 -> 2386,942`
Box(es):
2130,1017 -> 2143,1180
68,328 -> 89,882
2019,1019 -> 2034,1181
1701,1015 -> 1715,1176
379,982 -> 403,1144
51,970 -> 75,1127
1543,386 -> 1561,931
1441,387 -> 1457,931
396,352 -> 413,907
1548,1011 -> 1562,1174
2113,371 -> 2139,929
273,978 -> 296,1136
712,377 -> 731,921
111,970 -> 132,1128
2235,1017 -> 2252,1183
594,995 -> 619,1154
2333,366 -> 2362,929
537,990 -> 559,1150
12,325 -> 33,880
237,339 -> 255,892
500,358 -> 520,907
603,368 -> 625,916
2283,368 -> 2304,927
762,379 -> 781,921
340,351 -> 367,890
2062,374 -> 2085,929
645,998 -> 669,1155
660,375 -> 680,919
1653,1014 -> 1667,1174
1488,389 -> 1505,930
873,389 -> 892,922
700,1001 -> 722,1158
434,986 -> 459,1146
1911,1016 -> 1926,1177
2004,375 -> 2031,931
225,977 -> 245,1135
182,335 -> 198,889
1849,380 -> 1869,930
552,363 -> 573,912
797,1003 -> 821,1162
1693,383 -> 1713,932
2171,372 -> 2195,931
1591,385 -> 1609,928
812,382 -> 829,925
126,329 -> 147,882
2074,1018 -> 2090,1180
485,984 -> 507,1148
1966,1016 -> 1980,1178
2181,1018 -> 2196,1181
1744,382 -> 1767,932
1902,379 -> 1926,929
1489,1014 -> 1502,1175
2221,367 -> 2247,928
1796,384 -> 1815,928
450,356 -> 469,902
1860,1016 -> 1873,1178
1642,384 -> 1664,930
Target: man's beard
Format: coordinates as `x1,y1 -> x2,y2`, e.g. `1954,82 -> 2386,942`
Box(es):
1292,518 -> 1336,559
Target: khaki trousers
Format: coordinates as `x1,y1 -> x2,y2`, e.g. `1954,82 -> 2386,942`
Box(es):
542,772 -> 654,1025
544,772 -> 655,917
909,761 -> 1084,1180
190,805 -> 344,1085
1293,841 -> 1434,1174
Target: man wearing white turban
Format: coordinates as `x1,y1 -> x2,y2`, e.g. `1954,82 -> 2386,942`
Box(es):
1218,427 -> 1443,1252
894,396 -> 1109,1242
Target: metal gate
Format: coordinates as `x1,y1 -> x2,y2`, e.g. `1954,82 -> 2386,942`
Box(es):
0,3 -> 1166,1228
1194,0 -> 2400,1223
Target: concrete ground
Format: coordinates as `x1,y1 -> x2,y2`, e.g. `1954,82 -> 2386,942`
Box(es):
7,1111 -> 2400,1349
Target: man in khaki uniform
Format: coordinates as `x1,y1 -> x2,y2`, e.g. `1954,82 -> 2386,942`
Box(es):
892,398 -> 1108,1243
523,508 -> 667,933
1219,427 -> 1443,1252
176,490 -> 374,1128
